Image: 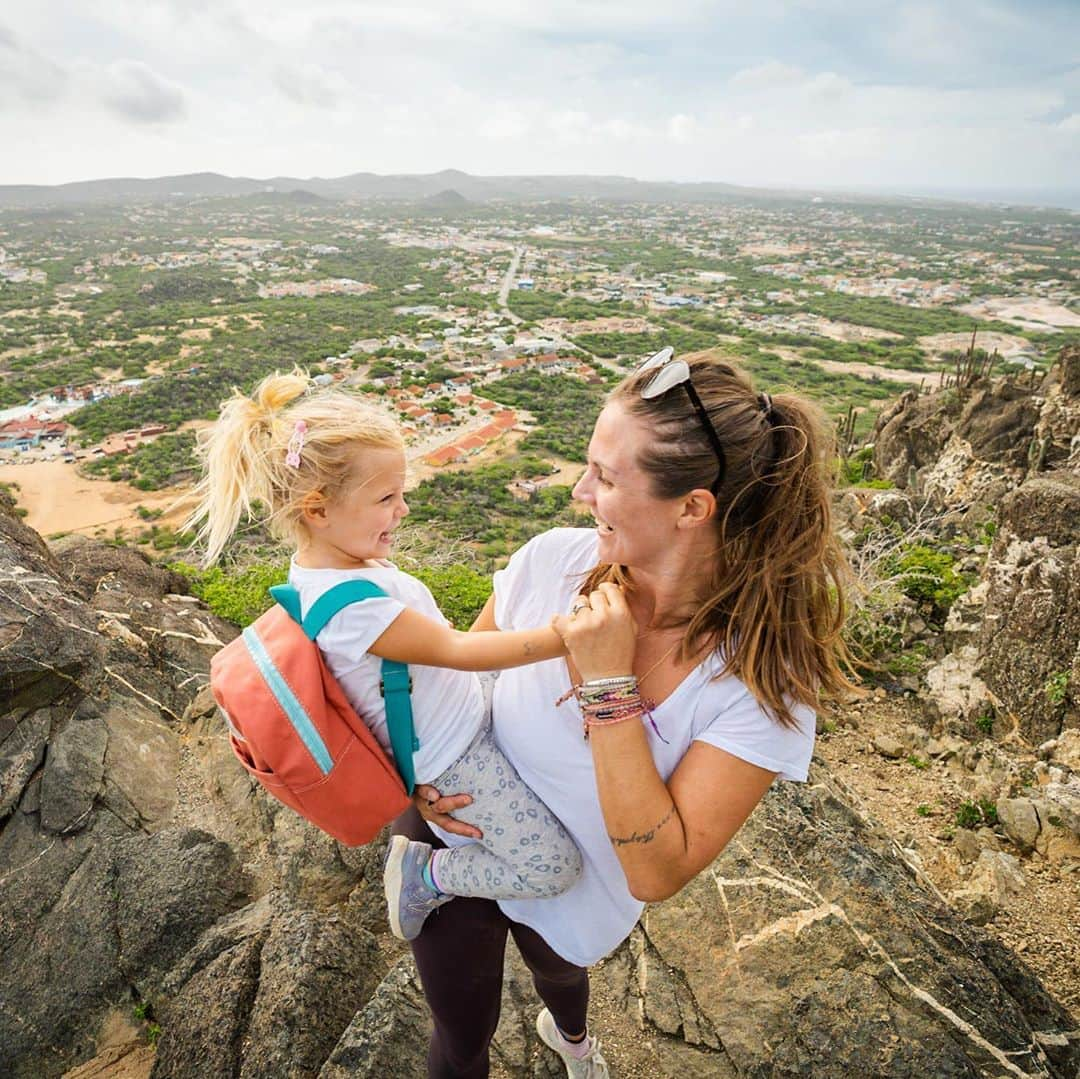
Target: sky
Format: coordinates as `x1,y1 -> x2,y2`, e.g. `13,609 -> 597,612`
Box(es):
1,0 -> 1078,197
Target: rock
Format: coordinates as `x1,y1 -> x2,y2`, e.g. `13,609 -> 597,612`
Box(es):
924,646 -> 991,724
152,934 -> 264,1079
319,958 -> 431,1079
997,797 -> 1041,851
39,712 -> 108,834
872,734 -> 906,759
239,903 -> 382,1079
950,849 -> 1025,925
979,474 -> 1080,742
952,828 -> 983,864
1049,729 -> 1080,772
0,708 -> 51,819
100,703 -> 180,833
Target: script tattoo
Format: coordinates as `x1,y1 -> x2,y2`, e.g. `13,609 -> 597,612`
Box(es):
608,803 -> 676,847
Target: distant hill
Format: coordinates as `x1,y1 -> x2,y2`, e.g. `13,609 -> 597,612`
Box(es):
425,188 -> 469,206
3,168 -> 1074,213
0,168 -> 798,209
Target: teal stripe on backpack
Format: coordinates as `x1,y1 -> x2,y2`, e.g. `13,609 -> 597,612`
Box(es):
242,624 -> 334,775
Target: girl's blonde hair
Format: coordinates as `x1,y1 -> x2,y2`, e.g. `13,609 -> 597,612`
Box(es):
186,369 -> 403,565
581,353 -> 857,727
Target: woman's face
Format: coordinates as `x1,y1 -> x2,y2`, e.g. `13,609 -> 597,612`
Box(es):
572,401 -> 685,568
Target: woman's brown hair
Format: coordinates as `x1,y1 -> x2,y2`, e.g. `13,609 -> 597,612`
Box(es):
581,352 -> 856,727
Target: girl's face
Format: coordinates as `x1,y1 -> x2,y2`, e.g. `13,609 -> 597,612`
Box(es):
305,445 -> 409,568
572,401 -> 685,569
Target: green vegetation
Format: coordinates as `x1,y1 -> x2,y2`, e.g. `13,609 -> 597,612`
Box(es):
907,754 -> 929,771
975,709 -> 995,735
172,560 -> 288,626
82,432 -> 197,489
955,798 -> 999,830
483,374 -> 605,462
881,544 -> 973,623
1044,670 -> 1070,707
406,454 -> 588,564
409,563 -> 492,628
915,804 -> 932,817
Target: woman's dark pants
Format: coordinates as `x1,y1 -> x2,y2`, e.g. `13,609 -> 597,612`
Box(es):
392,807 -> 591,1078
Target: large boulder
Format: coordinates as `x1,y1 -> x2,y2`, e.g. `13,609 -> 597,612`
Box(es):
979,474 -> 1080,741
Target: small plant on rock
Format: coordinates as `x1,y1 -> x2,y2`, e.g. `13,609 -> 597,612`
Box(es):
915,804 -> 932,817
1044,671 -> 1069,707
955,798 -> 998,829
907,755 -> 929,770
975,709 -> 994,735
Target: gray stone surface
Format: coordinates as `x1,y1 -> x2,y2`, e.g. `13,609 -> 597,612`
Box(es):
40,712 -> 108,833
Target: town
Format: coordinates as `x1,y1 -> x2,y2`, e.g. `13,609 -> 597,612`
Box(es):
0,192 -> 1076,538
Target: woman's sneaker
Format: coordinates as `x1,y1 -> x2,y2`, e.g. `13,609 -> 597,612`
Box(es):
536,1007 -> 610,1078
383,835 -> 452,941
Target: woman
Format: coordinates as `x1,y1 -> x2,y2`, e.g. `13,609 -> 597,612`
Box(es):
391,349 -> 854,1078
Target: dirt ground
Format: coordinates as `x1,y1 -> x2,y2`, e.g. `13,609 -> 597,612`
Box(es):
0,459 -> 189,538
918,330 -> 1035,358
771,346 -> 935,387
957,297 -> 1080,331
816,696 -> 1080,1015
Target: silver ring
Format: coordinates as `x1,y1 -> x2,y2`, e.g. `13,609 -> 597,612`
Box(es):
571,603 -> 589,616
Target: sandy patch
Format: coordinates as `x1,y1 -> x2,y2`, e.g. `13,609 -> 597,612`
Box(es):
958,297 -> 1080,330
762,346 -> 934,387
739,241 -> 810,257
918,331 -> 1035,358
0,459 -> 189,538
557,315 -> 657,336
807,318 -> 903,343
179,327 -> 213,341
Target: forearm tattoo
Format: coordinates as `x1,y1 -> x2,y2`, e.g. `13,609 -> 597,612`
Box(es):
608,803 -> 677,847
523,640 -> 537,656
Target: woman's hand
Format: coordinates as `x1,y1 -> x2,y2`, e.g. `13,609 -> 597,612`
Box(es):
412,784 -> 482,839
552,582 -> 637,682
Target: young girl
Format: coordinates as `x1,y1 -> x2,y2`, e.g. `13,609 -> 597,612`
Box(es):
187,369 -> 582,941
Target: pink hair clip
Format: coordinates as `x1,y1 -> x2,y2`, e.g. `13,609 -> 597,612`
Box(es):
285,420 -> 307,468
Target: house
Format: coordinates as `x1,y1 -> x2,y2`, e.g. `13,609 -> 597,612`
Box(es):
493,411 -> 517,430
423,445 -> 466,468
498,357 -> 528,372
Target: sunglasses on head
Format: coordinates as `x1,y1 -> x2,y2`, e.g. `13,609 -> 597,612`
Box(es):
637,347 -> 726,494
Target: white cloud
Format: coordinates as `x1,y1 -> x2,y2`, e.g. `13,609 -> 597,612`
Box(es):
98,60 -> 186,124
0,24 -> 68,107
667,113 -> 699,143
271,63 -> 345,108
729,61 -> 804,89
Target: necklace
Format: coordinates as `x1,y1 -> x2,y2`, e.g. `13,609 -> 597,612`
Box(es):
637,638 -> 683,688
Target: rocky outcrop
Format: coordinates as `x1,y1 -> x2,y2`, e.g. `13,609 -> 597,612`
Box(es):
873,348 -> 1080,509
979,473 -> 1080,742
1,491 -> 1078,1076
869,348 -> 1079,743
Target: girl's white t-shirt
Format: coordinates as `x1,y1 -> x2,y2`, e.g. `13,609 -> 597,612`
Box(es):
288,559 -> 484,785
491,528 -> 816,967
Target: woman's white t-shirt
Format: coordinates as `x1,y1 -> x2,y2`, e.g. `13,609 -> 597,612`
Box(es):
491,528 -> 816,967
288,559 -> 484,785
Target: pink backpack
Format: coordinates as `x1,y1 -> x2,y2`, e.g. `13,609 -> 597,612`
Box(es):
210,581 -> 417,846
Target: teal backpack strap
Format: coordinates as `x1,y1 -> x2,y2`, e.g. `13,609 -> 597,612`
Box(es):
271,579 -> 420,794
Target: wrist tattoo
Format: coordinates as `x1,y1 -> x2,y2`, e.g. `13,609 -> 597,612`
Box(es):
608,803 -> 676,847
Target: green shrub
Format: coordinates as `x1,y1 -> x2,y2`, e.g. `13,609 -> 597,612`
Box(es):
881,544 -> 972,622
171,561 -> 288,626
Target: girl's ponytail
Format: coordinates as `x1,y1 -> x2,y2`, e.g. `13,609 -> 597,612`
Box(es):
186,369 -> 402,566
187,369 -> 308,565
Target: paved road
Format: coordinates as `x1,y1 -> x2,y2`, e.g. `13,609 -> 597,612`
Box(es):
497,247 -> 524,323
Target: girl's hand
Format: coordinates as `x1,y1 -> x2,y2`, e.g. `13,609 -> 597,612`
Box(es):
412,784 -> 482,839
552,582 -> 637,682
